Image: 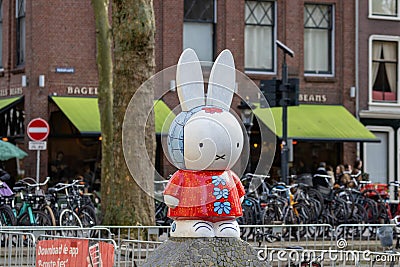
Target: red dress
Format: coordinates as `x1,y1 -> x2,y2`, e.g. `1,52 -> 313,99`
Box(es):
164,169 -> 245,223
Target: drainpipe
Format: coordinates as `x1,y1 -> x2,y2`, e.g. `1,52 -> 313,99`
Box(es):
355,0 -> 360,158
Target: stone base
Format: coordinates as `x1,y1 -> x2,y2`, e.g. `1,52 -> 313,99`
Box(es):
142,237 -> 269,267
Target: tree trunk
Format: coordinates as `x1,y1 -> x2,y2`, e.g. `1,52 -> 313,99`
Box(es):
93,0 -> 156,225
91,0 -> 114,219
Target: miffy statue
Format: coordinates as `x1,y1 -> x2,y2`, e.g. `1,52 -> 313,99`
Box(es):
164,48 -> 246,238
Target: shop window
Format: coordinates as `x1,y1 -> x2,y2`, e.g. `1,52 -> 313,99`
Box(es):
16,0 -> 25,66
370,0 -> 399,19
370,39 -> 398,103
183,0 -> 215,63
245,0 -> 275,73
304,4 -> 333,76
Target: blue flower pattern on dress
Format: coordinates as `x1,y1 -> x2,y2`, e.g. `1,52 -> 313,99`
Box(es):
212,175 -> 231,215
212,175 -> 226,186
213,188 -> 229,199
214,201 -> 231,215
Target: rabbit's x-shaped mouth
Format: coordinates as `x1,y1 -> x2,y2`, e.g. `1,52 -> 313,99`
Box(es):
215,154 -> 226,161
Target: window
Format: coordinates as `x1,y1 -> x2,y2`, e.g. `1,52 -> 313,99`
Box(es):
183,0 -> 215,62
364,126 -> 394,184
16,0 -> 25,66
370,37 -> 399,104
370,0 -> 400,19
244,0 -> 275,72
304,4 -> 333,75
0,0 -> 3,69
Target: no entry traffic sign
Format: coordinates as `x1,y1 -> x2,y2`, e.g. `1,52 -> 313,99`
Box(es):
27,118 -> 50,141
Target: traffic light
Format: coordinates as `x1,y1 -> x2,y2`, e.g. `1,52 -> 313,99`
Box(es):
260,78 -> 281,108
287,78 -> 299,106
260,78 -> 299,107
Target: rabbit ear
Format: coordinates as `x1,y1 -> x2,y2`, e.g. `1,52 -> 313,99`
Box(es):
206,49 -> 236,110
176,48 -> 205,111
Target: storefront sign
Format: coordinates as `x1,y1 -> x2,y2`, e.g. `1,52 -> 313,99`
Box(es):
67,86 -> 98,95
0,87 -> 23,97
299,94 -> 327,103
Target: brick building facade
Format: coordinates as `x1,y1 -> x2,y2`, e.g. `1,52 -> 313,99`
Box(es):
357,0 -> 400,184
154,0 -> 365,178
0,0 -> 378,183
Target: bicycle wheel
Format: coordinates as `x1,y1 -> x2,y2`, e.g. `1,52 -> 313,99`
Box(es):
377,202 -> 390,224
59,209 -> 83,237
79,205 -> 97,228
60,208 -> 82,225
262,204 -> 280,225
345,203 -> 367,238
335,188 -> 355,218
306,188 -> 324,218
362,198 -> 379,223
18,210 -> 52,226
282,207 -> 301,239
42,205 -> 57,226
332,198 -> 350,224
0,205 -> 17,226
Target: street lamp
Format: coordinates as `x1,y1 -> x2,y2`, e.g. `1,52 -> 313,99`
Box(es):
238,100 -> 255,173
276,40 -> 294,185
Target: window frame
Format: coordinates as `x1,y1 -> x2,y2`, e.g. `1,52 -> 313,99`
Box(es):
16,0 -> 25,67
303,3 -> 335,77
244,0 -> 277,75
369,0 -> 400,21
368,35 -> 400,107
183,0 -> 216,63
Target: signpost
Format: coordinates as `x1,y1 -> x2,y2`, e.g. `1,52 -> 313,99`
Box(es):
27,118 -> 50,184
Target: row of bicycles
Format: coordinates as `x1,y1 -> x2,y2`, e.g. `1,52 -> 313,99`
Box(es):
152,172 -> 400,242
0,176 -> 99,231
237,173 -> 400,239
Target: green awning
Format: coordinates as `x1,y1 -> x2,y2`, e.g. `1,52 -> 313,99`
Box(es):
154,100 -> 175,134
253,104 -> 379,142
0,96 -> 23,112
51,96 -> 100,134
51,96 -> 175,134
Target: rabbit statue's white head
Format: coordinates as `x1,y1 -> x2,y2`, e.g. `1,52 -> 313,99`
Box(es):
167,49 -> 244,171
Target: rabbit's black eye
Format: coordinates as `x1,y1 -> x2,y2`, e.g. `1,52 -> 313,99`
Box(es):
199,143 -> 203,148
236,142 -> 240,148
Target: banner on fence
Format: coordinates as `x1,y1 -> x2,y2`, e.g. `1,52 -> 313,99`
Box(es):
36,238 -> 114,267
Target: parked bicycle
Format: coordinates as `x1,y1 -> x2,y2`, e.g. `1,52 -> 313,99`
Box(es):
47,179 -> 97,236
11,177 -> 54,226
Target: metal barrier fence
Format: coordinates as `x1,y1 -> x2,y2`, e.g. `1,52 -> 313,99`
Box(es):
118,239 -> 162,267
335,224 -> 397,251
0,230 -> 36,267
0,224 -> 400,266
239,224 -> 335,250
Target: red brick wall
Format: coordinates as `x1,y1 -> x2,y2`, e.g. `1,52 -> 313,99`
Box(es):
0,0 -> 98,178
0,0 -> 358,178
